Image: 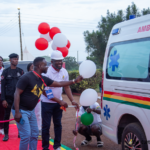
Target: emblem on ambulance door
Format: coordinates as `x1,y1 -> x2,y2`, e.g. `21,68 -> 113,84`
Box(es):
103,105 -> 111,120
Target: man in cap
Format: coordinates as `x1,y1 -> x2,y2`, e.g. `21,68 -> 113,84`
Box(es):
41,50 -> 79,150
1,53 -> 24,141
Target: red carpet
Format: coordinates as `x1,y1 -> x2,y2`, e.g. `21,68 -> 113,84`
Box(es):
0,124 -> 54,150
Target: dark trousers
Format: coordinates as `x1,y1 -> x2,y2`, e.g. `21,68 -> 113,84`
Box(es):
42,102 -> 63,150
0,95 -> 5,129
4,101 -> 13,135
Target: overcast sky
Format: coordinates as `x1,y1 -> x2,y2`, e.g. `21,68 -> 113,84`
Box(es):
0,0 -> 149,61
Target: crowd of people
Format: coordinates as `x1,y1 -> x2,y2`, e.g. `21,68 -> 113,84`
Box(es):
0,51 -> 103,150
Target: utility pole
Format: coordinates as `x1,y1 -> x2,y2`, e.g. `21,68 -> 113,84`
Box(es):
18,7 -> 23,60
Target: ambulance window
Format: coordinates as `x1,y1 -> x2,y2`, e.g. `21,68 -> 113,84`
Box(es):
106,37 -> 150,82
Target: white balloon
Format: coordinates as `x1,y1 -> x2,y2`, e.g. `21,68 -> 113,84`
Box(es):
40,33 -> 52,42
80,89 -> 98,106
79,60 -> 96,78
51,42 -> 57,50
53,33 -> 68,48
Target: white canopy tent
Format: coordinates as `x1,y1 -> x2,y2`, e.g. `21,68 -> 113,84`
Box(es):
23,47 -> 35,61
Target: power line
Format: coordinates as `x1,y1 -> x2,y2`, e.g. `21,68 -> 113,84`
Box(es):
0,23 -> 18,36
0,13 -> 17,15
20,20 -> 96,29
0,21 -> 18,34
0,20 -> 17,32
0,16 -> 18,30
21,16 -> 97,25
0,23 -> 18,35
21,22 -> 95,29
0,13 -> 97,24
21,18 -> 96,27
21,25 -> 27,48
21,14 -> 95,22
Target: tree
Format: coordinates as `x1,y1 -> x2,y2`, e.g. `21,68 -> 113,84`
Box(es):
126,2 -> 141,20
84,9 -> 124,67
64,56 -> 78,71
142,8 -> 150,15
84,30 -> 106,67
3,58 -> 9,62
84,3 -> 150,67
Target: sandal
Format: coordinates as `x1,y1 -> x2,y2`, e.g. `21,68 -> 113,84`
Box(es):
81,139 -> 92,146
97,141 -> 104,147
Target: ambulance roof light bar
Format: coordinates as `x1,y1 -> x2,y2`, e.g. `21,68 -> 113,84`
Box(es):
129,15 -> 136,19
112,28 -> 120,35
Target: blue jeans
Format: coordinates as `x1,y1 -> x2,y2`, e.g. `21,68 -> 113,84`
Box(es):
42,102 -> 63,150
11,109 -> 39,150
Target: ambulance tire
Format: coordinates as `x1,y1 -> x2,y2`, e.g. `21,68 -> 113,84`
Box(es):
121,123 -> 148,150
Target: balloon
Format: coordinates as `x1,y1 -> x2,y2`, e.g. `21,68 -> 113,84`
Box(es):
51,42 -> 57,50
79,89 -> 98,106
79,60 -> 96,78
66,40 -> 71,49
53,33 -> 68,48
40,33 -> 52,42
81,112 -> 94,126
38,22 -> 50,34
49,27 -> 61,39
35,38 -> 48,51
57,47 -> 69,57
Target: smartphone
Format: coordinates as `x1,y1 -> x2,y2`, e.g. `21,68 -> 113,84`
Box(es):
19,118 -> 25,125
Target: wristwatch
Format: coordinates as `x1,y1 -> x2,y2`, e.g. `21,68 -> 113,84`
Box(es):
72,79 -> 75,84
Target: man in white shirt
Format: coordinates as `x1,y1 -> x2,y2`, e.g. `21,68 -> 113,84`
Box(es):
41,50 -> 79,150
73,102 -> 103,147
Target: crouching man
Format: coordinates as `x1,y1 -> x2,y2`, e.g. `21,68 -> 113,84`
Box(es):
73,102 -> 103,147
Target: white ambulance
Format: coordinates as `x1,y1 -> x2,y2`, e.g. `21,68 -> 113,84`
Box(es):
101,14 -> 150,150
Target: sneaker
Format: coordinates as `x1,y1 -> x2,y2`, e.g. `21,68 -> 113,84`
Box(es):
3,134 -> 9,141
81,139 -> 92,146
54,147 -> 61,150
97,141 -> 103,147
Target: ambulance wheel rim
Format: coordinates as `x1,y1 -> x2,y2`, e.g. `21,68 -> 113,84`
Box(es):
124,132 -> 142,150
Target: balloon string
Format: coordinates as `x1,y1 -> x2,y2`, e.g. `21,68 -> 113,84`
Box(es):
0,119 -> 14,123
73,110 -> 79,150
0,100 -> 41,123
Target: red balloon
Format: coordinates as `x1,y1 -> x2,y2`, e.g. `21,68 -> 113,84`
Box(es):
35,38 -> 48,51
57,47 -> 69,57
49,27 -> 61,39
66,40 -> 71,49
38,22 -> 50,34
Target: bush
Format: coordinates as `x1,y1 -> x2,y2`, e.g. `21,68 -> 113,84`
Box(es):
68,69 -> 102,93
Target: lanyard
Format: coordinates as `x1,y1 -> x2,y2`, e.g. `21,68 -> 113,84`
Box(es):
33,71 -> 47,87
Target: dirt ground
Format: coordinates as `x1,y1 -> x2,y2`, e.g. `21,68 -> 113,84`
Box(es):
10,93 -> 121,150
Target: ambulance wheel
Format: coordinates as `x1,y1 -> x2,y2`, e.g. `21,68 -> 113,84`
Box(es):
121,123 -> 148,150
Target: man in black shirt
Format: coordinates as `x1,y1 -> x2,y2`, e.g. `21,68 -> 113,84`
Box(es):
1,53 -> 24,141
12,57 -> 83,150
